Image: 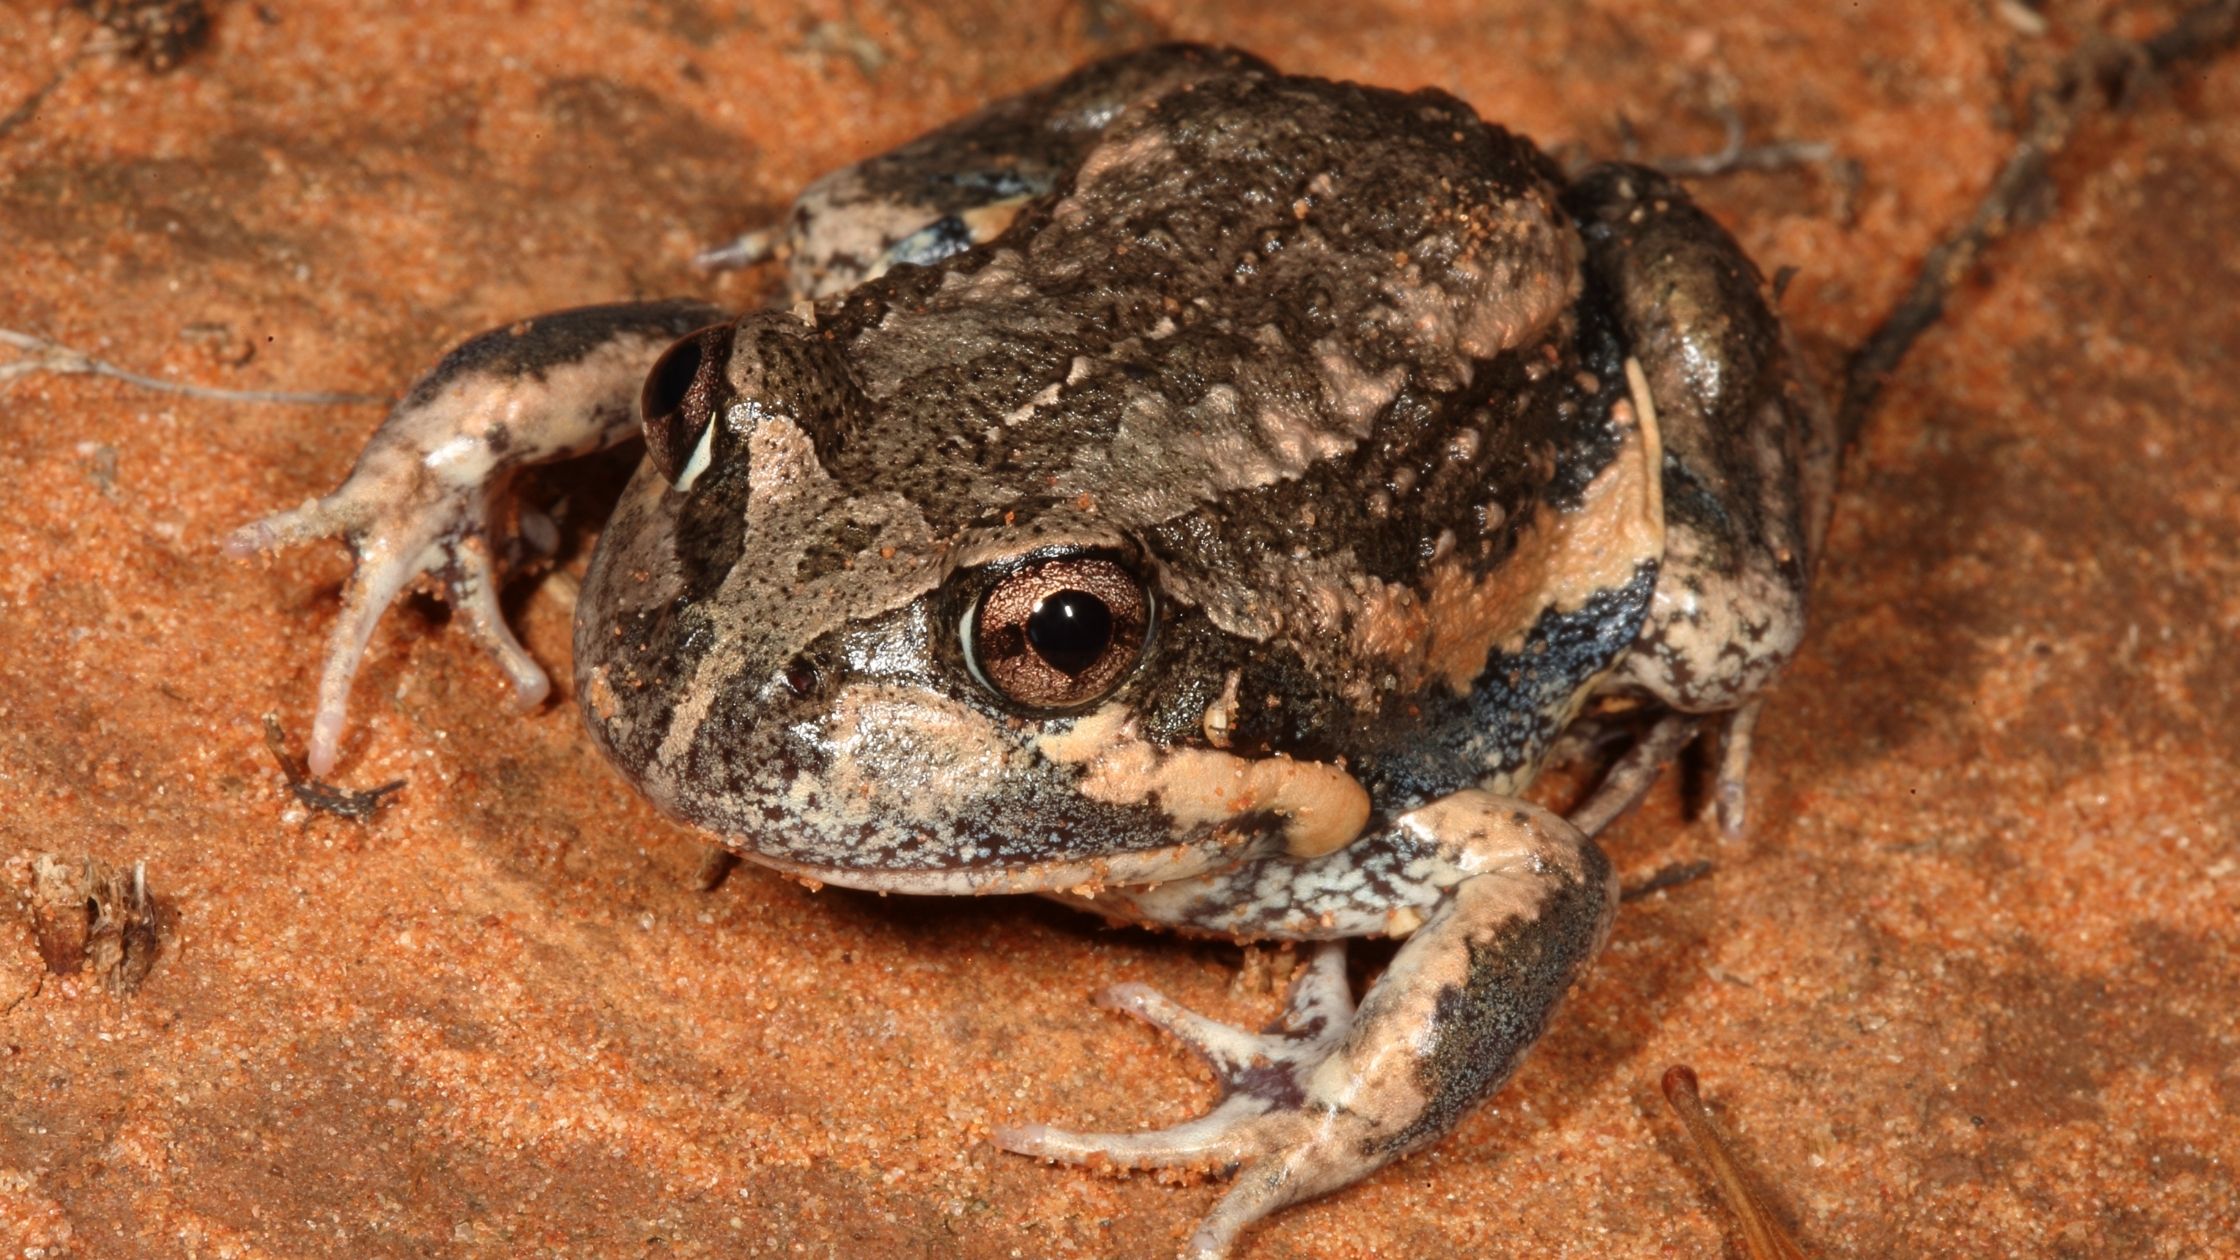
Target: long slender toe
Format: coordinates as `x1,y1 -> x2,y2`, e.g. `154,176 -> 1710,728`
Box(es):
1096,983 -> 1278,1080
307,555 -> 426,775
445,531 -> 552,711
224,496 -> 352,558
1712,699 -> 1763,837
1276,941 -> 1353,1032
995,1100 -> 1278,1171
1188,1161 -> 1302,1260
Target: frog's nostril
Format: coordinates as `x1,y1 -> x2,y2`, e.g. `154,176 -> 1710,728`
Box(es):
781,657 -> 821,698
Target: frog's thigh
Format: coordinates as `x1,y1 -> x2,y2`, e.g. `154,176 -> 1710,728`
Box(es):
1567,163 -> 1836,716
1007,791 -> 1614,1257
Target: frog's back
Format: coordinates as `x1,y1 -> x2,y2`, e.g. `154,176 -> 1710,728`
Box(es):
808,65 -> 1658,807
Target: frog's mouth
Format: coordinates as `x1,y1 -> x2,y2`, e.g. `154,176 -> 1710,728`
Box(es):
672,695 -> 1374,898
739,832 -> 1268,898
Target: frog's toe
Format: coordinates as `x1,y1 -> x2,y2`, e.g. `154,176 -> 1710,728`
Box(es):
1710,698 -> 1764,837
1095,982 -> 1276,1078
302,518 -> 443,775
999,1101 -> 1381,1260
1097,940 -> 1352,1099
691,225 -> 780,273
223,494 -> 363,558
1270,939 -> 1355,1029
994,1098 -> 1281,1172
439,530 -> 553,714
997,943 -> 1363,1254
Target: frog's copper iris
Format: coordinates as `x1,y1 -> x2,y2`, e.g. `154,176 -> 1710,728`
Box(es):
971,557 -> 1148,711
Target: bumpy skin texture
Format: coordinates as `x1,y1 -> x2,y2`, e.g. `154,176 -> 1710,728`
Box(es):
233,44 -> 1827,1259
1564,166 -> 1836,716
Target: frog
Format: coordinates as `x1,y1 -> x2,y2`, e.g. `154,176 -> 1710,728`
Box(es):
227,43 -> 1834,1258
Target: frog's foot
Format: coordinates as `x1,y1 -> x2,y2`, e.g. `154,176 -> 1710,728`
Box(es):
226,467 -> 548,777
691,225 -> 781,273
1003,795 -> 1616,1258
226,301 -> 729,775
997,943 -> 1361,1257
1567,699 -> 1766,840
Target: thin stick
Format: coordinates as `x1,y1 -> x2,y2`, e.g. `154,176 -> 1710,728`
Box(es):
1837,0 -> 2240,446
1663,1065 -> 1809,1260
0,62 -> 74,144
0,328 -> 387,406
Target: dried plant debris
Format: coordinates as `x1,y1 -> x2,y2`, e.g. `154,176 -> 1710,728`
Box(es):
29,854 -> 161,994
0,328 -> 386,406
72,0 -> 212,72
1663,1065 -> 1810,1260
1621,859 -> 1716,903
694,844 -> 743,892
1838,0 -> 2240,445
262,714 -> 406,821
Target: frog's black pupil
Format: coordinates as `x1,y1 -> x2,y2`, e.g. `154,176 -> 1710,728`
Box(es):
1026,590 -> 1113,676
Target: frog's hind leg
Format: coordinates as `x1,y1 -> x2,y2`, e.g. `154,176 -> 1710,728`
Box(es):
1565,164 -> 1839,834
1001,793 -> 1615,1259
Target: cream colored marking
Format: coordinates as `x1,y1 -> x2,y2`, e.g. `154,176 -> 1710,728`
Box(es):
958,195 -> 1029,242
1201,670 -> 1243,749
1039,707 -> 1371,860
812,683 -> 1023,831
399,332 -> 680,493
1623,356 -> 1667,525
1067,129 -> 1173,198
671,416 -> 718,492
1349,356 -> 1666,693
747,837 -> 1240,898
1002,378 -> 1065,427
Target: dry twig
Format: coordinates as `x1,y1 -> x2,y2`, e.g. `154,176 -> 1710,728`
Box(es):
261,714 -> 406,821
1621,859 -> 1717,903
1838,0 -> 2240,445
0,328 -> 386,406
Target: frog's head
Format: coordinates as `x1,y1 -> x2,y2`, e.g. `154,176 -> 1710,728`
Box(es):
574,312 -> 1369,894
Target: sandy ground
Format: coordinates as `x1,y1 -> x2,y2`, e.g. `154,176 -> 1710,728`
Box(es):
2,1 -> 2235,1257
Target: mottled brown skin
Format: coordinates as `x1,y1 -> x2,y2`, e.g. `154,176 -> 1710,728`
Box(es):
1568,166 -> 1834,716
230,45 -> 1829,1259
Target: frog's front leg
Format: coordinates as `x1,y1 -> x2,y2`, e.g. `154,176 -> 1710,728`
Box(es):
1001,792 -> 1614,1259
227,299 -> 726,773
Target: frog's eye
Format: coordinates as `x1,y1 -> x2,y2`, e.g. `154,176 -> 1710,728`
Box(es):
641,323 -> 732,491
965,556 -> 1151,711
